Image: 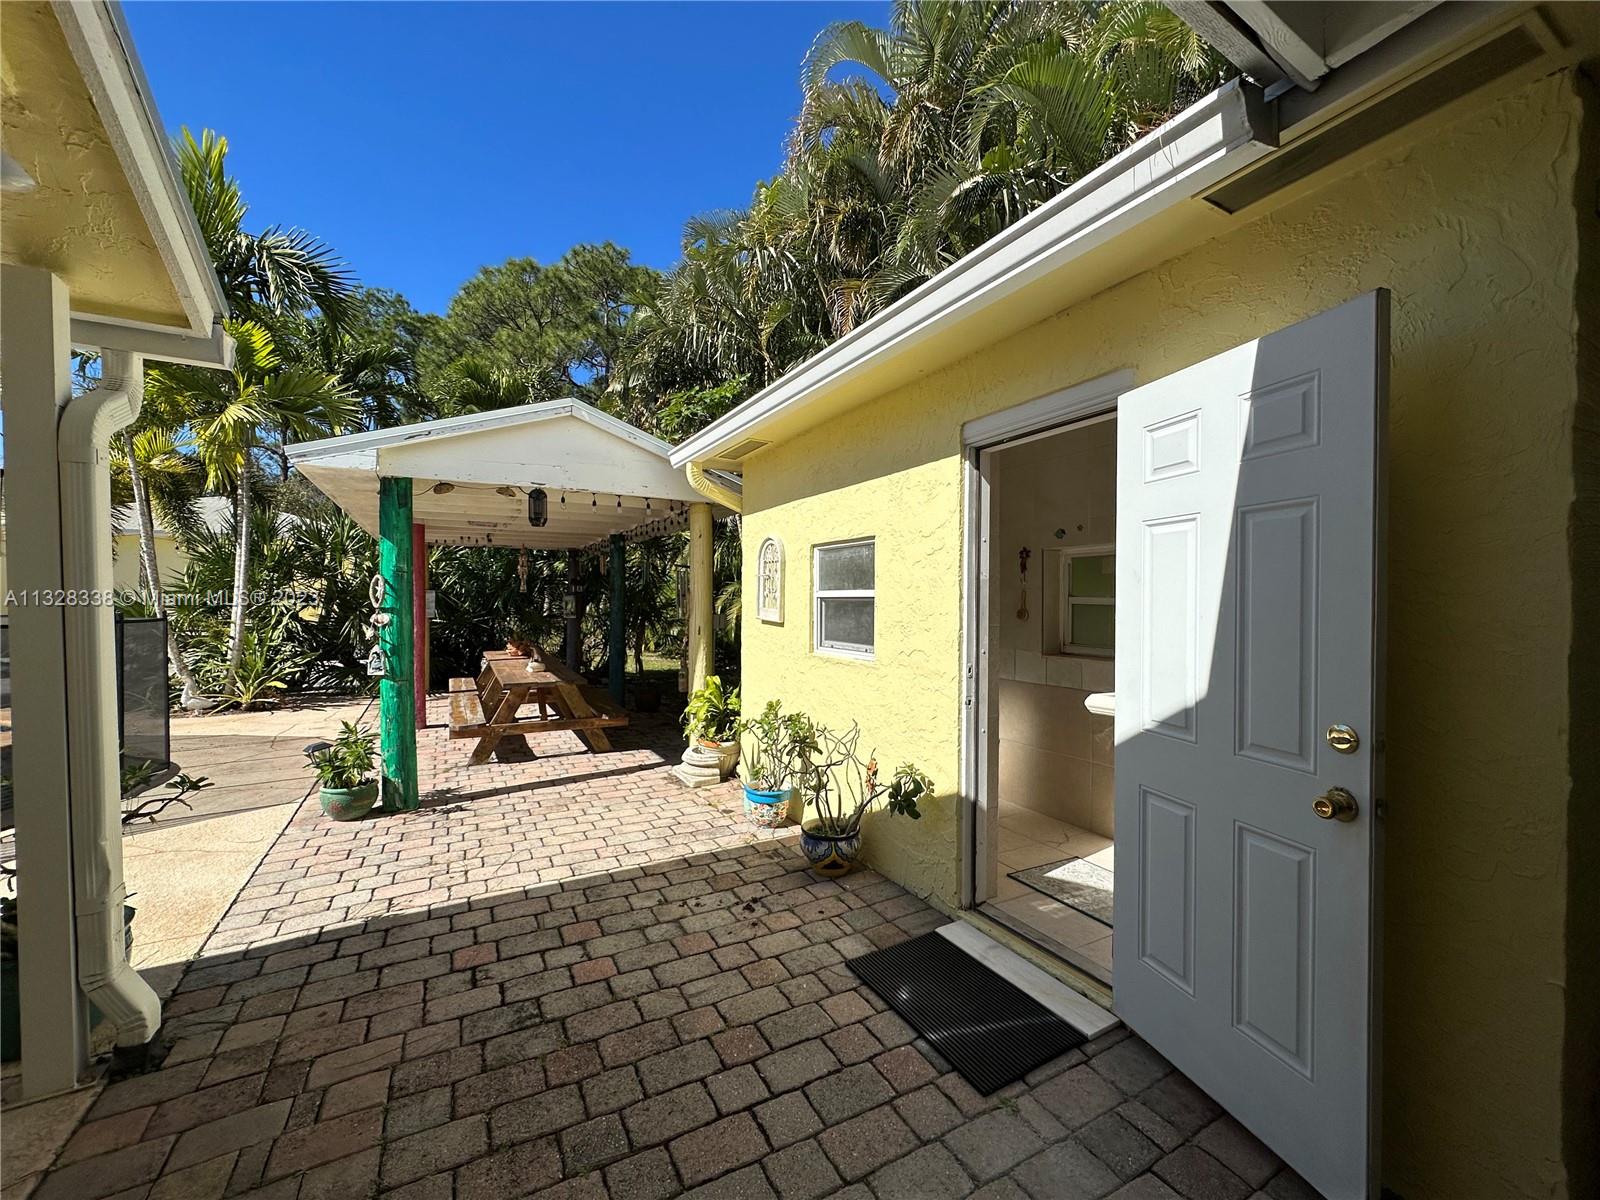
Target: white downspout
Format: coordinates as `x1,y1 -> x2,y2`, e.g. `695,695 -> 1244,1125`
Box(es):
57,349 -> 162,1047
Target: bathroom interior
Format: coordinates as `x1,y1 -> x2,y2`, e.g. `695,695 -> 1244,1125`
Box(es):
982,413 -> 1117,983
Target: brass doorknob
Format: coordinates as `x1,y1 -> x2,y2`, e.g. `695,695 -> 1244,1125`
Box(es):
1313,787 -> 1359,822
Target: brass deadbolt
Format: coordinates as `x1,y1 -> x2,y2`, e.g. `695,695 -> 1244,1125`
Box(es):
1326,724 -> 1360,754
1313,787 -> 1359,822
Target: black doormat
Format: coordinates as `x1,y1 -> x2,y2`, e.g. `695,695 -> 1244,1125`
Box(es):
847,930 -> 1087,1095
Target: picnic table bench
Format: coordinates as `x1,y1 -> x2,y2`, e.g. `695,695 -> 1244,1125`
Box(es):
448,647 -> 628,764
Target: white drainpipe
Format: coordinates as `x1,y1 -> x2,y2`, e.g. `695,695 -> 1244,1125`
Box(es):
57,349 -> 162,1047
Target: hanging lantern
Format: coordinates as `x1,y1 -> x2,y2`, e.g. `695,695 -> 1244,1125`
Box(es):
517,548 -> 530,593
528,488 -> 549,528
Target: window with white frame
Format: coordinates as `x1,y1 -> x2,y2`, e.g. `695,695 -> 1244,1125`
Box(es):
814,539 -> 874,657
1059,546 -> 1114,655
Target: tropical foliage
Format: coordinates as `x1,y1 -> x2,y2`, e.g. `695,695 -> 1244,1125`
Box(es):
626,0 -> 1228,392
305,722 -> 378,791
118,1 -> 1221,712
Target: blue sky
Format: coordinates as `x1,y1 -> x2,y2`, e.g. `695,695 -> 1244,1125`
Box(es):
124,1 -> 888,316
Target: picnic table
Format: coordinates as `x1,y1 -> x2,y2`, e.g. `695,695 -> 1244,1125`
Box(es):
448,647 -> 628,764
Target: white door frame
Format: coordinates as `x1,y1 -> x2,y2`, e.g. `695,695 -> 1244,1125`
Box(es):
958,369 -> 1133,910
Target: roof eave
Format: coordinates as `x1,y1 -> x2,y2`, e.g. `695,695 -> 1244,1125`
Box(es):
52,0 -> 232,366
668,79 -> 1276,470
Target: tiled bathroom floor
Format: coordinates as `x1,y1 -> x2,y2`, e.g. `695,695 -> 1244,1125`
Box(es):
985,800 -> 1115,979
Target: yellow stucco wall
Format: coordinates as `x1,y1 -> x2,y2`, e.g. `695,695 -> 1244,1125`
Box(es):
741,71 -> 1583,1199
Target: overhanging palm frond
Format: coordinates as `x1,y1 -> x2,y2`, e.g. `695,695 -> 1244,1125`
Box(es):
250,226 -> 358,330
174,126 -> 357,329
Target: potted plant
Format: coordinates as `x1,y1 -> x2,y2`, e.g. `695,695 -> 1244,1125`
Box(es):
736,701 -> 813,827
794,722 -> 932,877
306,722 -> 380,821
504,614 -> 539,659
682,674 -> 741,777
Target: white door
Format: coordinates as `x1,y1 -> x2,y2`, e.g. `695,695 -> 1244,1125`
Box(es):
1113,292 -> 1386,1200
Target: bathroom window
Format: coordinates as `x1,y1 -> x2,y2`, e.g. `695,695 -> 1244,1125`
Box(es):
814,539 -> 874,659
1060,547 -> 1114,655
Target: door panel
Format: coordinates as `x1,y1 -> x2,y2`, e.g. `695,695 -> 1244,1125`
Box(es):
1114,292 -> 1386,1200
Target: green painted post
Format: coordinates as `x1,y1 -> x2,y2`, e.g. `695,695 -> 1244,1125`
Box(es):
609,534 -> 626,706
378,477 -> 418,811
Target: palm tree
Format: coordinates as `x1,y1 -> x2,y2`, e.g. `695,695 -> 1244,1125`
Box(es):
176,129 -> 356,329
112,422 -> 211,703
429,356 -> 538,416
122,129 -> 358,697
635,0 -> 1229,380
146,320 -> 356,690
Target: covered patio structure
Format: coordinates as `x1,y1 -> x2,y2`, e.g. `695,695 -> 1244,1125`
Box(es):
285,400 -> 739,810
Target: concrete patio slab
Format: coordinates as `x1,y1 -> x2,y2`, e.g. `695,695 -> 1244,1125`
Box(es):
121,697 -> 376,998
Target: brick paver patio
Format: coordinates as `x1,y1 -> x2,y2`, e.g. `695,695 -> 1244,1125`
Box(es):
27,700 -> 1321,1200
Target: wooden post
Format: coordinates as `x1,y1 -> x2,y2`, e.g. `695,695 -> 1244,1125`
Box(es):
609,533 -> 626,706
412,522 -> 427,729
687,502 -> 714,694
1,265 -> 87,1095
379,477 -> 418,811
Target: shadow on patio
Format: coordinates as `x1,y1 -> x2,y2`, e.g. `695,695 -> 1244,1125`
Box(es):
21,698 -> 1309,1200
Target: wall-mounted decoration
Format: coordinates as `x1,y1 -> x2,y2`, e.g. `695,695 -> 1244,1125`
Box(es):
757,537 -> 784,624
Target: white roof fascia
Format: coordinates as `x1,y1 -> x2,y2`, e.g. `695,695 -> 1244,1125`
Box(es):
69,318 -> 234,369
288,399 -> 740,514
1224,2 -> 1331,89
52,1 -> 233,368
669,79 -> 1275,469
288,399 -> 674,466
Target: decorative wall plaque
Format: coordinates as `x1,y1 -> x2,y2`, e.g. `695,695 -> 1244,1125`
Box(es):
757,537 -> 784,624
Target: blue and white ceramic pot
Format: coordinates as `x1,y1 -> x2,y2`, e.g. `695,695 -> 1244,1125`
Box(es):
800,824 -> 861,877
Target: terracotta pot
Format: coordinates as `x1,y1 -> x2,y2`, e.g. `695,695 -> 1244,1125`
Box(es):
800,823 -> 861,877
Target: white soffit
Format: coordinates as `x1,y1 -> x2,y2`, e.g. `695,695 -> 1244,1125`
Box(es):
669,80 -> 1276,470
53,1 -> 232,367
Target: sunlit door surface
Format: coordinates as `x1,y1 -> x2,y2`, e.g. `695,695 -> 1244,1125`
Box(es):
1113,292 -> 1387,1199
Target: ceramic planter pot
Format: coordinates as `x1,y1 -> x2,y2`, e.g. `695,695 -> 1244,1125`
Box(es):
800,824 -> 861,878
697,737 -> 740,779
320,781 -> 379,822
742,785 -> 794,828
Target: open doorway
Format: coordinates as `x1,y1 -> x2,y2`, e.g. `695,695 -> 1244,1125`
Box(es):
972,411 -> 1117,984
